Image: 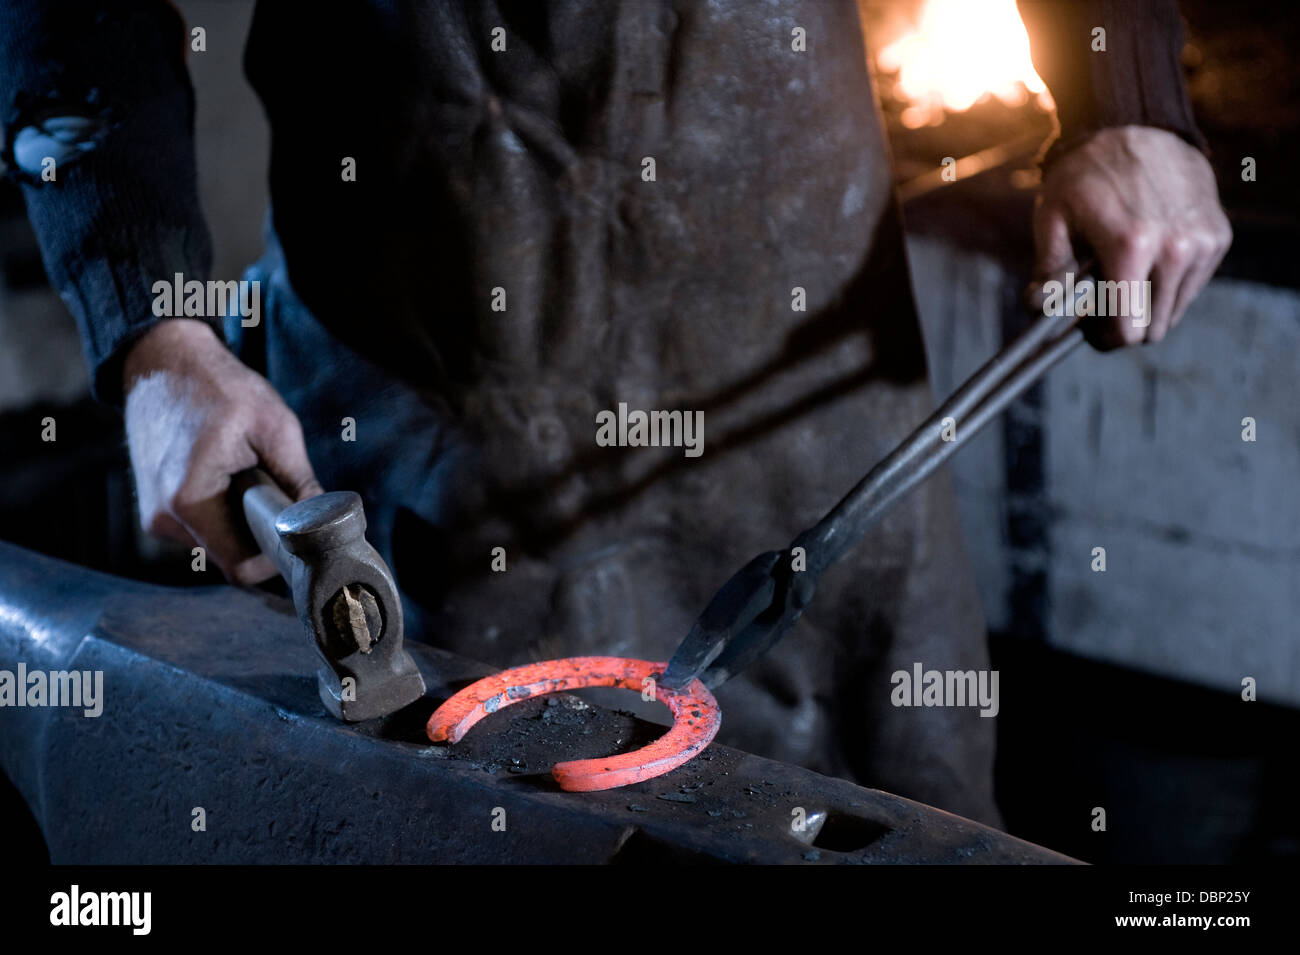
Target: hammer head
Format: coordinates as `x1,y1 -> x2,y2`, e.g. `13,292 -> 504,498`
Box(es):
275,492 -> 425,721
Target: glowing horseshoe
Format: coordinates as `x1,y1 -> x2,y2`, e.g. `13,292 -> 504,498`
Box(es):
426,656 -> 721,792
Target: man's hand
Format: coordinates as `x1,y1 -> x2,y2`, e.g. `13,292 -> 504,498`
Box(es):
123,319 -> 323,584
1033,126 -> 1232,349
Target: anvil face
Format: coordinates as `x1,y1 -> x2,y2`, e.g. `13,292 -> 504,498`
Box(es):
0,540 -> 1073,864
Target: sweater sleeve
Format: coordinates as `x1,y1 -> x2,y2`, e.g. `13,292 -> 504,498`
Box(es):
0,0 -> 216,406
1017,0 -> 1206,167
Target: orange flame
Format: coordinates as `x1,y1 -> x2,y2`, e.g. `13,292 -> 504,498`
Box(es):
878,0 -> 1054,128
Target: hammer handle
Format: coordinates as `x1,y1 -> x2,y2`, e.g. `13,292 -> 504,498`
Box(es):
232,468 -> 296,584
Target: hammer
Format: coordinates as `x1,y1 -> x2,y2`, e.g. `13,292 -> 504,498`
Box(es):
232,469 -> 426,721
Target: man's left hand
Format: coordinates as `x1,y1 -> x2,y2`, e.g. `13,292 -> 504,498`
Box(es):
1033,125 -> 1232,349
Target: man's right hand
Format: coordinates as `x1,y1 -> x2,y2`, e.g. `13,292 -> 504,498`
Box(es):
123,319 -> 323,584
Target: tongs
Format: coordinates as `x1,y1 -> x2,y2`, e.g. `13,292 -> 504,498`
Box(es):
661,273 -> 1096,690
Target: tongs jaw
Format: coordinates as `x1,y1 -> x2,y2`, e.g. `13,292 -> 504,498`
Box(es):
661,547 -> 816,690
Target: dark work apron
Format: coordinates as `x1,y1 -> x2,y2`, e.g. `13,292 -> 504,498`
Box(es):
229,0 -> 998,826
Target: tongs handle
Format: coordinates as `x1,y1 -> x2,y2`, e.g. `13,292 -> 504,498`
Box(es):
796,274 -> 1094,575
663,273 -> 1096,690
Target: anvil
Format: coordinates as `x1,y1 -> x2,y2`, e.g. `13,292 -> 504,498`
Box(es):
0,540 -> 1076,864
